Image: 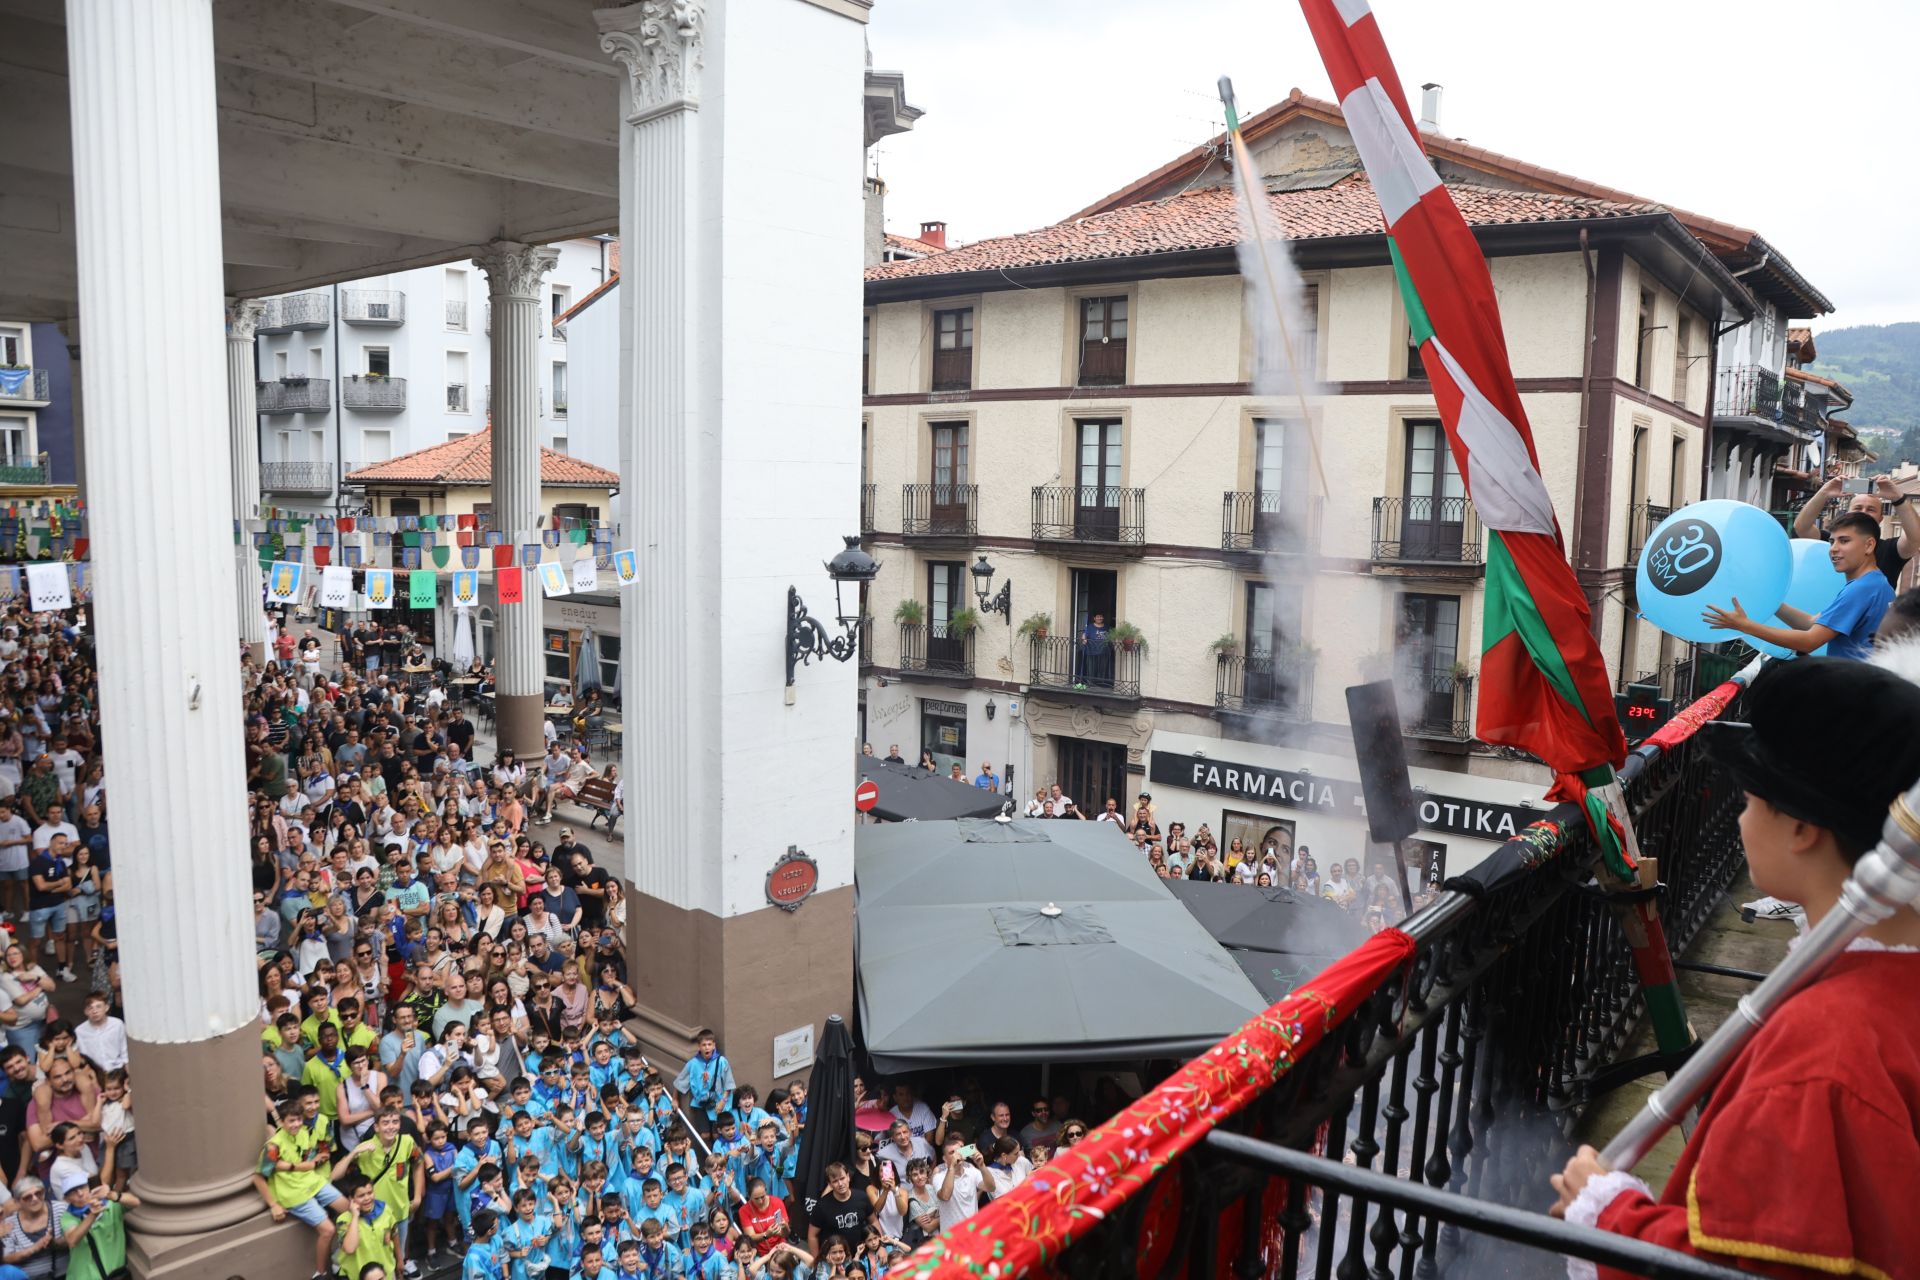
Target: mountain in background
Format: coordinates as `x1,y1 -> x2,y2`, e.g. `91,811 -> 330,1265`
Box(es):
1808,322 -> 1920,433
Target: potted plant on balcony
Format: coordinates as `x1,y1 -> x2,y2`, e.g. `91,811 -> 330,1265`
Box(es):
893,599 -> 925,627
1208,632 -> 1241,657
947,607 -> 981,636
1017,612 -> 1052,640
1110,621 -> 1148,655
1446,659 -> 1472,682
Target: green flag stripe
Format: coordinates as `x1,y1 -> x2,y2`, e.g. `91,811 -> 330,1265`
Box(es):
1483,529 -> 1595,729
1387,239 -> 1435,348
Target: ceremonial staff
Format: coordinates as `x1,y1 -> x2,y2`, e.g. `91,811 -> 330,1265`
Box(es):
1601,774 -> 1920,1170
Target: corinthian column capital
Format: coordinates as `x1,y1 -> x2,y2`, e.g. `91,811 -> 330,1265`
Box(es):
597,0 -> 706,124
224,297 -> 267,342
475,240 -> 562,301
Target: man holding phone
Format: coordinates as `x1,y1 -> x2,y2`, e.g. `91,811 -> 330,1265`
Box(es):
934,1134 -> 994,1230
1794,470 -> 1917,588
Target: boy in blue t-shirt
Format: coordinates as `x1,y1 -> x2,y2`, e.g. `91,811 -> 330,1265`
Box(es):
1705,512 -> 1894,661
463,1207 -> 505,1280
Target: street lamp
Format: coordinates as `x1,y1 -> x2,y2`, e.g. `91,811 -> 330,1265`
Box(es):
970,554 -> 1012,623
786,535 -> 881,688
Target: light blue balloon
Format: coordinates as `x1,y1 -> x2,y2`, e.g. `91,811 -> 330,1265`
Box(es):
1748,538 -> 1845,659
1634,499 -> 1791,645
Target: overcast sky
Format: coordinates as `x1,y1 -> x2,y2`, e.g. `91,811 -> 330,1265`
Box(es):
867,0 -> 1916,333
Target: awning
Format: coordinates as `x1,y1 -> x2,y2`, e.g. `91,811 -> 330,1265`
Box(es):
857,756 -> 1007,823
856,818 -> 1269,1074
1162,879 -> 1367,1004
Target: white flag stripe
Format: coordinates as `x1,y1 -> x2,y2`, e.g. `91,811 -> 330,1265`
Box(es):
1339,79 -> 1443,227
1429,339 -> 1558,536
1331,0 -> 1372,23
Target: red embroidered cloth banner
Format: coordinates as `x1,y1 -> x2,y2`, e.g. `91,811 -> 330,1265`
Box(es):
887,928 -> 1417,1279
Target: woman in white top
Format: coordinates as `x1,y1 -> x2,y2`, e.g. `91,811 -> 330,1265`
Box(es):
45,1122 -> 100,1220
334,1047 -> 387,1146
2,1174 -> 56,1278
0,943 -> 54,1056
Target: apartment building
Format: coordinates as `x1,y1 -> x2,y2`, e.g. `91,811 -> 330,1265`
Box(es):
857,91 -> 1831,873
0,320 -> 79,499
251,237 -> 614,513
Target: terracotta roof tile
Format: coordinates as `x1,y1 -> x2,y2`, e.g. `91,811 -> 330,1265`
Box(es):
883,232 -> 945,257
866,175 -> 1655,282
344,426 -> 617,488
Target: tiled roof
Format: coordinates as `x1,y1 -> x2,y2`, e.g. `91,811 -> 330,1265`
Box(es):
865,175 -> 1655,281
344,426 -> 618,488
1787,326 -> 1815,361
883,232 -> 944,257
558,275 -> 618,323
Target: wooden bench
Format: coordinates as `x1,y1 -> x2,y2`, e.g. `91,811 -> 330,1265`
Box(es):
574,775 -> 621,833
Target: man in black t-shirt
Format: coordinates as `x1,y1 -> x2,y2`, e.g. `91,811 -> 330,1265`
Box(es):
446,707 -> 475,759
0,1045 -> 34,1185
570,851 -> 614,931
1794,472 -> 1918,589
806,1162 -> 872,1253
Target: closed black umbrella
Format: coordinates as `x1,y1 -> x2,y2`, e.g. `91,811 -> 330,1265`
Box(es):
794,1013 -> 855,1217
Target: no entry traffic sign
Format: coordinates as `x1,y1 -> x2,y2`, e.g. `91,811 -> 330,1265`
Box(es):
854,779 -> 880,813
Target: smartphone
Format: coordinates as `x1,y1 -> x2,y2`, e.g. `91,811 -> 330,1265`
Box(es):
880,1161 -> 896,1185
958,1144 -> 978,1159
1845,477 -> 1874,495
948,1099 -> 963,1116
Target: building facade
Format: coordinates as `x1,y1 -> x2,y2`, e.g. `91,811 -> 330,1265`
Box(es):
252,237 -> 614,512
0,320 -> 80,498
857,92 -> 1830,874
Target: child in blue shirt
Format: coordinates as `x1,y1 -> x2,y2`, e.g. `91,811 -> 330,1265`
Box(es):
463,1207 -> 505,1280
499,1188 -> 554,1280
673,1031 -> 735,1129
745,1122 -> 798,1201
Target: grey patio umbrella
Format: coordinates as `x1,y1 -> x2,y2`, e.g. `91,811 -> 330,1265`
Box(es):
856,756 -> 1006,824
1163,879 -> 1367,1004
575,625 -> 602,697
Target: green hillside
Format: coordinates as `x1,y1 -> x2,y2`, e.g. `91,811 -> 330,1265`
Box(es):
1807,322 -> 1920,433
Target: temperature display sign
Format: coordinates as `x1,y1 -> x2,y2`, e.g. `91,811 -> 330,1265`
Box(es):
1614,683 -> 1673,744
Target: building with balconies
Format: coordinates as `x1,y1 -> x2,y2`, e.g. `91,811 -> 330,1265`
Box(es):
0,320 -> 79,500
251,239 -> 614,512
856,88 -> 1831,867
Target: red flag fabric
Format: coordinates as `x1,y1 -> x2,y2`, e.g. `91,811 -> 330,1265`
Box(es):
337,517 -> 355,533
311,546 -> 331,567
458,513 -> 476,529
492,545 -> 514,568
497,567 -> 523,604
456,531 -> 474,548
889,929 -> 1416,1278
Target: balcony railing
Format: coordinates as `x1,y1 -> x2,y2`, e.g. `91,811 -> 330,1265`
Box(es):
894,672 -> 1757,1280
1028,635 -> 1142,699
930,347 -> 971,392
859,483 -> 876,534
259,293 -> 330,332
1221,490 -> 1321,553
0,455 -> 49,485
1077,339 -> 1127,386
1371,496 -> 1482,563
445,299 -> 468,330
897,623 -> 973,679
900,483 -> 976,538
342,375 -> 406,411
1031,485 -> 1146,545
1625,501 -> 1671,565
856,616 -> 873,668
1400,666 -> 1474,739
1713,363 -> 1780,418
0,370 -> 50,405
1215,650 -> 1314,720
446,383 -> 469,414
260,461 -> 335,493
257,378 -> 331,414
341,289 -> 405,325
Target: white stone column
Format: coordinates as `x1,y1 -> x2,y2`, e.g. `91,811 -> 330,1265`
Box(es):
599,0 -> 867,1086
476,240 -> 559,758
66,1 -> 291,1268
226,299 -> 267,660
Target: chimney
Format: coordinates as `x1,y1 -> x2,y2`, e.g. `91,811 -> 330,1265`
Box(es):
1418,83 -> 1443,133
919,220 -> 947,250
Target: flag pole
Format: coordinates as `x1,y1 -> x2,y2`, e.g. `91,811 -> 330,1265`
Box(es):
1217,78 -> 1330,502
1589,767 -> 1695,1065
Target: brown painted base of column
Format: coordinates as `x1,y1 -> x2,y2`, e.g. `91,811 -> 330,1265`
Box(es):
496,691 -> 545,759
130,1209 -> 313,1280
624,879 -> 854,1088
125,1024 -> 274,1241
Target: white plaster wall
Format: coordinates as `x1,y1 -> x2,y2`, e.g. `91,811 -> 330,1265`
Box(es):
560,285 -> 624,533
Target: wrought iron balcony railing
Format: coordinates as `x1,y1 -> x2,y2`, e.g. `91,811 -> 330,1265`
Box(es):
0,370 -> 50,405
1221,490 -> 1321,553
1400,666 -> 1474,739
1626,501 -> 1671,566
1027,635 -> 1142,699
445,299 -> 468,330
900,483 -> 976,538
0,455 -> 49,485
856,616 -> 873,668
260,461 -> 336,493
341,289 -> 405,325
1215,650 -> 1314,720
897,622 -> 973,679
343,375 -> 406,411
859,483 -> 876,534
1371,496 -> 1482,563
257,378 -> 331,413
259,293 -> 331,332
1031,485 -> 1146,545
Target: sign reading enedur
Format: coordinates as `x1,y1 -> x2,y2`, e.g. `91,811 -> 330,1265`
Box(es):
1146,753 -> 1537,841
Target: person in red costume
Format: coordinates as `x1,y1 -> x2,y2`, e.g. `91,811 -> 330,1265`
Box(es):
1549,657 -> 1920,1280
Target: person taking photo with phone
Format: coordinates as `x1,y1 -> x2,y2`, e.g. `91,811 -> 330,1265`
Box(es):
1794,469 -> 1917,588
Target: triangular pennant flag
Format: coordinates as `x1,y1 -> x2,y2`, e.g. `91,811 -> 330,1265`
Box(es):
461,544 -> 479,568
403,531 -> 422,548
497,566 -> 524,604
431,545 -> 451,569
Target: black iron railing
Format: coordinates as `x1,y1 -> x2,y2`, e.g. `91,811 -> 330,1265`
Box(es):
343,375 -> 406,411
860,483 -> 876,534
898,622 -> 973,678
261,461 -> 335,493
1031,485 -> 1146,545
1222,491 -> 1321,553
1371,496 -> 1482,563
903,673 -> 1756,1280
1028,635 -> 1142,699
1401,667 -> 1474,740
1215,650 -> 1314,720
0,370 -> 50,404
1626,501 -> 1671,565
901,483 -> 976,538
257,378 -> 331,413
857,616 -> 873,668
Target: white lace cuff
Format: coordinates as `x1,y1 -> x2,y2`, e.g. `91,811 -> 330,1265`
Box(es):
1563,1170 -> 1654,1280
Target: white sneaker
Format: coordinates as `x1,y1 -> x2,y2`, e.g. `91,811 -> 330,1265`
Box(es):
56,966 -> 75,983
1742,895 -> 1803,921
